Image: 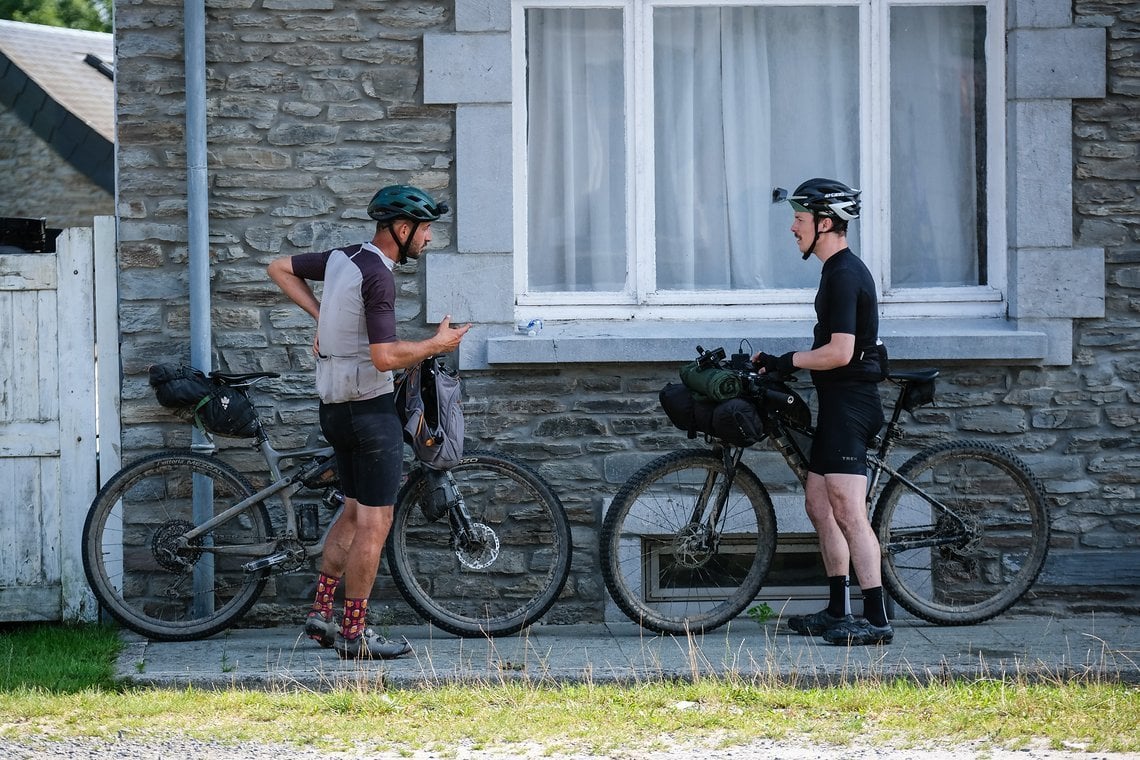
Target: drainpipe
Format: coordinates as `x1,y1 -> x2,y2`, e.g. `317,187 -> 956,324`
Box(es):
185,0 -> 215,613
185,0 -> 211,386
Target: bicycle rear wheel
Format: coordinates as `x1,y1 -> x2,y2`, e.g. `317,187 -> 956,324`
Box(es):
82,451 -> 271,641
387,451 -> 571,637
600,450 -> 777,635
872,440 -> 1050,625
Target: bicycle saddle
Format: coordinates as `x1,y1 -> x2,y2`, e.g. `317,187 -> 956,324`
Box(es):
887,368 -> 939,383
209,370 -> 280,384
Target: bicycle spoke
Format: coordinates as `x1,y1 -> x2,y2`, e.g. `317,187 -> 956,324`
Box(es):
873,441 -> 1049,625
388,452 -> 571,637
601,450 -> 776,635
83,453 -> 272,641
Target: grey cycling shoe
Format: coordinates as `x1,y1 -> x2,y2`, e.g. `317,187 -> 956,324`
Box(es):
304,611 -> 337,648
786,609 -> 850,637
822,616 -> 894,646
333,628 -> 413,660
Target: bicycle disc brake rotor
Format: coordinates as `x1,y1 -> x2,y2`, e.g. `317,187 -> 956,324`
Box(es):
454,523 -> 499,569
151,519 -> 201,572
672,523 -> 716,569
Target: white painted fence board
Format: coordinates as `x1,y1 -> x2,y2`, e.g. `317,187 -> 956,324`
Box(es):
0,220 -> 114,624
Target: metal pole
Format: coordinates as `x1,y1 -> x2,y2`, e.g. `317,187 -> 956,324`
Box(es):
185,0 -> 215,616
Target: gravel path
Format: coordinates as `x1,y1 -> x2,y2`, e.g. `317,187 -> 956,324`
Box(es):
2,737 -> 1136,759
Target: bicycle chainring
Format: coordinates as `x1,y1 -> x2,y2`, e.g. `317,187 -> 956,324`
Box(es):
453,523 -> 499,570
151,520 -> 201,572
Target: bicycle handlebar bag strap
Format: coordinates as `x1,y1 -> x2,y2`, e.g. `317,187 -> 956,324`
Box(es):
394,356 -> 464,470
148,363 -> 259,439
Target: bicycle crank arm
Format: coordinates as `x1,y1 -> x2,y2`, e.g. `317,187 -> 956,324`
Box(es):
242,552 -> 295,573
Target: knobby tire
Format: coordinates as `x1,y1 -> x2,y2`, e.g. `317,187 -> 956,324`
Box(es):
872,440 -> 1050,625
387,450 -> 572,637
82,451 -> 271,641
600,449 -> 777,635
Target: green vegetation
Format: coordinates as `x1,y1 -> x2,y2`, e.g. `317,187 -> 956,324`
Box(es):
0,623 -> 1137,756
0,0 -> 111,33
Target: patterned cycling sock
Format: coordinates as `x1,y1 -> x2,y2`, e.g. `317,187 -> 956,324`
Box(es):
342,598 -> 369,640
826,575 -> 850,618
310,572 -> 340,620
861,586 -> 889,627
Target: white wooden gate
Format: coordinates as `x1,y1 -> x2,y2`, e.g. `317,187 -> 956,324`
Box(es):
0,217 -> 119,623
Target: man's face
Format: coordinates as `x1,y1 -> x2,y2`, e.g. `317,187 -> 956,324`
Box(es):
790,211 -> 829,255
397,220 -> 434,259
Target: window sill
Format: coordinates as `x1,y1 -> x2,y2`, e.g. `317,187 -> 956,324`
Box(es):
479,318 -> 1048,366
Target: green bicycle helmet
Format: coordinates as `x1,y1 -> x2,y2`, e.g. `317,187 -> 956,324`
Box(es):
772,178 -> 860,259
367,184 -> 448,263
367,184 -> 449,223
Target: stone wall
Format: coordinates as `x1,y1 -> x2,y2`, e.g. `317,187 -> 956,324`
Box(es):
0,107 -> 113,230
112,0 -> 1140,627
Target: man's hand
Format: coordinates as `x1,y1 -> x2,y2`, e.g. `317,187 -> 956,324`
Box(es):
433,315 -> 471,354
753,351 -> 796,376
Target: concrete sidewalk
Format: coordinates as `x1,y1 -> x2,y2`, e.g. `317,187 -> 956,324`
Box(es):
115,613 -> 1139,690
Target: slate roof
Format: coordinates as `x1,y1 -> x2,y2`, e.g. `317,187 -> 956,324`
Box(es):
0,19 -> 114,192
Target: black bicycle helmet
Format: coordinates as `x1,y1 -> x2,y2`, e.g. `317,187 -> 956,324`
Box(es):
367,184 -> 448,222
772,178 -> 861,259
366,184 -> 448,262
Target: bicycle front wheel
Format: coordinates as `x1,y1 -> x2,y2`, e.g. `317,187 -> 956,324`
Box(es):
82,451 -> 272,641
600,450 -> 777,635
873,440 -> 1050,625
387,451 -> 572,637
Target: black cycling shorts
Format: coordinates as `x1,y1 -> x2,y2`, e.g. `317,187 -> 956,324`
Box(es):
809,381 -> 884,476
319,392 -> 403,507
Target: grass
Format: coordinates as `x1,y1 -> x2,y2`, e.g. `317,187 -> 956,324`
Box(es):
0,622 -> 1138,756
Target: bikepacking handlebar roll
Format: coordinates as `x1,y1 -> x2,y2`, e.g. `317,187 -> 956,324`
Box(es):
679,362 -> 743,401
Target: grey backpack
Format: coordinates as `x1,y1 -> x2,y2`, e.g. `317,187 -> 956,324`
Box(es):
394,356 -> 464,470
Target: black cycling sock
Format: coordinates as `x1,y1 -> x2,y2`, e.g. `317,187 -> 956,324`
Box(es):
826,575 -> 849,618
861,586 -> 889,627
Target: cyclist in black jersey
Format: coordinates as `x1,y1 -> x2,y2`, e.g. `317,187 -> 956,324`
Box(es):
753,178 -> 892,646
268,185 -> 470,659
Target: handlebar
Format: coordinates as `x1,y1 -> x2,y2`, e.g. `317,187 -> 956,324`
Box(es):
693,344 -> 798,405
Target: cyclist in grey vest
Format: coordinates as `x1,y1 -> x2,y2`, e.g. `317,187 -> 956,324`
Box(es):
268,185 -> 470,659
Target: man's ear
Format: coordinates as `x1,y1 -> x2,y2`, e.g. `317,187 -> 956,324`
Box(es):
817,216 -> 834,233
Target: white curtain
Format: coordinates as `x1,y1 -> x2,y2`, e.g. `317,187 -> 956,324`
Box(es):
526,9 -> 626,292
890,5 -> 984,288
525,5 -> 977,295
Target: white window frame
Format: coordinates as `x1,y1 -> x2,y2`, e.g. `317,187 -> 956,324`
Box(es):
510,0 -> 1006,322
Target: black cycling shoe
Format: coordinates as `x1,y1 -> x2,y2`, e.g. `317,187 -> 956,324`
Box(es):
822,616 -> 894,646
787,609 -> 850,636
333,629 -> 412,660
304,611 -> 337,648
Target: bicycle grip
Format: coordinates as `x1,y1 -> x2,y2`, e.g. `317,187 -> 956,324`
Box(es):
764,388 -> 795,407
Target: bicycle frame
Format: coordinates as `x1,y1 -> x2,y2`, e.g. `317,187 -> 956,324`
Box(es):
746,377 -> 972,552
177,432 -> 342,569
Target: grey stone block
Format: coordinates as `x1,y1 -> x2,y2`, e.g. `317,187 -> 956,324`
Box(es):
423,33 -> 511,104
1010,247 -> 1105,320
425,252 -> 513,324
1009,27 -> 1106,100
1008,0 -> 1070,29
1008,101 -> 1072,249
456,0 -> 510,32
456,105 -> 513,253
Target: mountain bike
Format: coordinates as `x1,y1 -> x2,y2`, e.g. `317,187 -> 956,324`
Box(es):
600,346 -> 1050,635
82,370 -> 572,642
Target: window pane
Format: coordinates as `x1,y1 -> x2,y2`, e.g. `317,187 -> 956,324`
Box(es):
890,6 -> 986,288
526,8 -> 626,293
654,6 -> 859,291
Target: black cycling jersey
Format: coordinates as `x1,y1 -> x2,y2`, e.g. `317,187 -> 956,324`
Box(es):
810,248 -> 881,384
